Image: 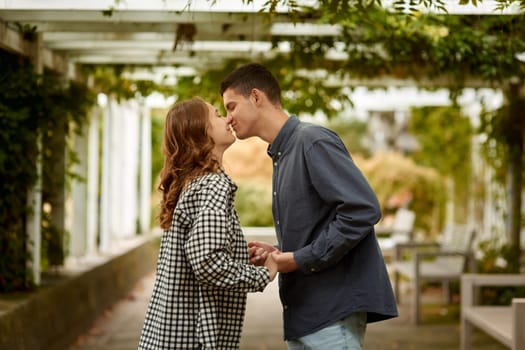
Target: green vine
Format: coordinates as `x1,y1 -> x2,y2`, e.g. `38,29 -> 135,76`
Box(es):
0,50 -> 94,292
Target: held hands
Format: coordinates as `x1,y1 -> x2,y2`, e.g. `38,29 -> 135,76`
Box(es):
247,241 -> 276,266
248,241 -> 298,276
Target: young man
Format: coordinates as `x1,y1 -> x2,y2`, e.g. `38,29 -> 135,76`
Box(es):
220,63 -> 398,349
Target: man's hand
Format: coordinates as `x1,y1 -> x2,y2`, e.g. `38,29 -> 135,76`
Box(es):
247,241 -> 277,266
271,251 -> 298,273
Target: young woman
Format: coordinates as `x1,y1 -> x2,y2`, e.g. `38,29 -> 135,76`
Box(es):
138,97 -> 277,350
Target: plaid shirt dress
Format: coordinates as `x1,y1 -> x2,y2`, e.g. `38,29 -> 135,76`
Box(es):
138,170 -> 270,350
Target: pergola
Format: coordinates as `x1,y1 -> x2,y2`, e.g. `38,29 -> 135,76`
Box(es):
0,0 -> 520,285
0,0 -> 340,82
0,0 -> 517,82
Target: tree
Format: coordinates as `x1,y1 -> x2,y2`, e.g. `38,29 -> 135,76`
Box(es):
409,106 -> 473,225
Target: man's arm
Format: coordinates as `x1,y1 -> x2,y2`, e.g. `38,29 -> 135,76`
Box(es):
293,136 -> 381,274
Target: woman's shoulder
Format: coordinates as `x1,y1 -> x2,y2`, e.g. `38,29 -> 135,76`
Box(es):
177,171 -> 232,213
191,171 -> 228,187
183,171 -> 231,198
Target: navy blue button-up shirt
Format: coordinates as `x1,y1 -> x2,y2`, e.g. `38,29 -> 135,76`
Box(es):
268,116 -> 398,340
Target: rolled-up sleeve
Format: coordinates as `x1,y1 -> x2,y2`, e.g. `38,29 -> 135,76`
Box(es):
293,138 -> 381,274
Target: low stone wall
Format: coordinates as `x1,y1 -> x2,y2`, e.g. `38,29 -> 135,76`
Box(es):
0,235 -> 160,350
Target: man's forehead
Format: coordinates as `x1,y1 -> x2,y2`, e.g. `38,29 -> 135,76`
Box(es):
223,89 -> 243,103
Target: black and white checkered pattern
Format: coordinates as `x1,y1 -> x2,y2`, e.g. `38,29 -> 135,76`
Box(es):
138,170 -> 270,349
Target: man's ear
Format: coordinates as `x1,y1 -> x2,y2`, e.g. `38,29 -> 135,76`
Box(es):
251,88 -> 264,106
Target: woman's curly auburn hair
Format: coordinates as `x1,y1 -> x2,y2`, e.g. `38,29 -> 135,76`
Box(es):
158,97 -> 220,229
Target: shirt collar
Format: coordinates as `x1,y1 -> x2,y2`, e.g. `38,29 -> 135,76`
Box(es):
218,167 -> 238,193
267,116 -> 299,159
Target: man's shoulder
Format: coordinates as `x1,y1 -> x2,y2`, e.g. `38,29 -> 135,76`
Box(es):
295,121 -> 338,144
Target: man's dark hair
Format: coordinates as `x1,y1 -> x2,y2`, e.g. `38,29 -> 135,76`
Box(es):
220,63 -> 282,106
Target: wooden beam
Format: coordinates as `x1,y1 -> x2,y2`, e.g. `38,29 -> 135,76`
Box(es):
324,74 -> 499,89
43,23 -> 271,40
69,50 -> 271,67
0,21 -> 69,74
0,20 -> 31,55
0,9 -> 292,24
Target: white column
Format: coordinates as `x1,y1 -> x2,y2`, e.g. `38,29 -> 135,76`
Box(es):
122,100 -> 139,237
69,123 -> 89,257
27,138 -> 42,285
86,107 -> 100,255
139,102 -> 152,233
445,177 -> 455,229
108,100 -> 121,240
99,99 -> 113,253
26,32 -> 43,285
109,100 -> 140,239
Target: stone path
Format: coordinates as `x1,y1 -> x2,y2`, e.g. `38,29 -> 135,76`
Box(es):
69,271 -> 507,350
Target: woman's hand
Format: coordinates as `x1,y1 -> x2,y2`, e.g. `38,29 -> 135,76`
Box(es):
247,241 -> 277,266
264,252 -> 278,281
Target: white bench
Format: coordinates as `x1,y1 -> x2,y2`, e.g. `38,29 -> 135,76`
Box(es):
461,274 -> 525,350
390,226 -> 476,324
375,208 -> 415,260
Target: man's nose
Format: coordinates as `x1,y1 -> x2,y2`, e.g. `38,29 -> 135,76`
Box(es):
225,114 -> 233,124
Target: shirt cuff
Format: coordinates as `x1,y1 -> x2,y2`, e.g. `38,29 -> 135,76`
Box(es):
293,246 -> 319,275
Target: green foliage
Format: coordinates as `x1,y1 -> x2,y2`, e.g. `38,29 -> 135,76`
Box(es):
160,5 -> 525,122
150,108 -> 167,191
264,5 -> 525,90
359,152 -> 446,236
172,61 -> 238,109
326,118 -> 370,156
41,212 -> 66,269
479,94 -> 525,184
234,181 -> 273,227
0,50 -> 93,291
410,106 -> 472,176
476,238 -> 525,304
173,58 -> 352,118
409,106 -> 473,221
0,52 -> 41,292
82,65 -> 167,101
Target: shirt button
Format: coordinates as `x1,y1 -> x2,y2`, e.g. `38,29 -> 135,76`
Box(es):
273,192 -> 276,196
283,305 -> 288,310
274,162 -> 278,166
310,268 -> 316,272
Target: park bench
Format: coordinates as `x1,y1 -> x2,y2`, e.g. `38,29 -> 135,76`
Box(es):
375,208 -> 415,261
460,273 -> 525,350
390,225 -> 477,324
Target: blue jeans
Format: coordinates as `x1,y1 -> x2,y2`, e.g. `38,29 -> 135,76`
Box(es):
287,312 -> 367,350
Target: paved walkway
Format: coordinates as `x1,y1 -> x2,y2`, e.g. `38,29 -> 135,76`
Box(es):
68,270 -> 508,350
67,229 -> 506,350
